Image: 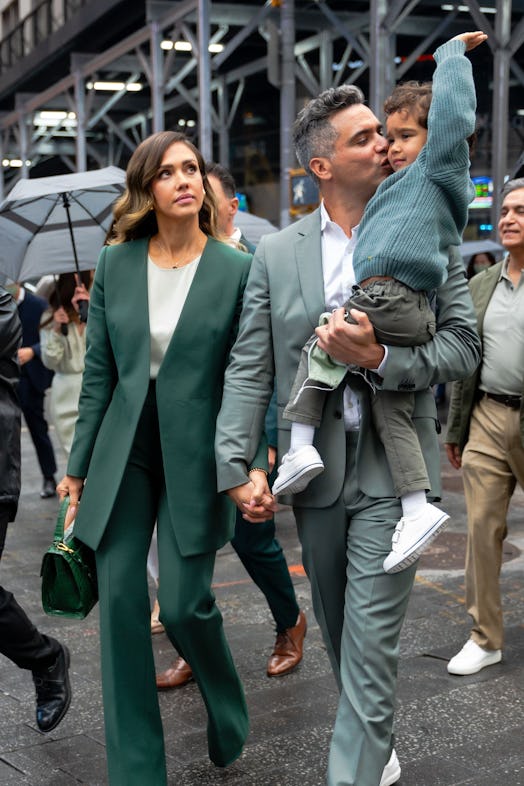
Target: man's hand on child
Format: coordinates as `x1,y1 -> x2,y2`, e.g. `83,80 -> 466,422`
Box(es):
315,307 -> 385,369
453,31 -> 487,51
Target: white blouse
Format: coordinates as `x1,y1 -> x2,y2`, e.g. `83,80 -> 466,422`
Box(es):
147,255 -> 200,378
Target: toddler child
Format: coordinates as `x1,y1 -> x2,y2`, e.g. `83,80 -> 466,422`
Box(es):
273,31 -> 487,573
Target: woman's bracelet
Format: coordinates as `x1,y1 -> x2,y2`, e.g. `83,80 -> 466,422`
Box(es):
248,467 -> 268,476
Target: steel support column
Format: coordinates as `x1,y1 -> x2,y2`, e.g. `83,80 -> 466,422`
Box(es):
279,0 -> 295,228
217,76 -> 229,167
369,0 -> 391,116
150,20 -> 165,133
319,30 -> 333,92
73,65 -> 87,171
18,114 -> 29,180
0,135 -> 4,201
197,0 -> 212,159
491,0 -> 512,226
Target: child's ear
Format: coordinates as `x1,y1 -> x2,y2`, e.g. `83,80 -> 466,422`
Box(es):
309,157 -> 332,181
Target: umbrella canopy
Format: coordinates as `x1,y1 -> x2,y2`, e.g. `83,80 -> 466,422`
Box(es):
459,238 -> 505,262
0,166 -> 126,282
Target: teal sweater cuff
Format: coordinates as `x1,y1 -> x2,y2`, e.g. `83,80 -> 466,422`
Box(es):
434,37 -> 466,63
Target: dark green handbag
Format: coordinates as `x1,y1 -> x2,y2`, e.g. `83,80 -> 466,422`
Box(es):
41,496 -> 98,619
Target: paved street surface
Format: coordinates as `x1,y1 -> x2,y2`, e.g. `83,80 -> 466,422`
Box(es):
1,405 -> 523,785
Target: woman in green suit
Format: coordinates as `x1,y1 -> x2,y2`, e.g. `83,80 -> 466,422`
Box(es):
57,131 -> 263,785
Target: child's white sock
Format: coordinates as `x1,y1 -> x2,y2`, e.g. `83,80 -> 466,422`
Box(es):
400,490 -> 427,519
290,422 -> 316,452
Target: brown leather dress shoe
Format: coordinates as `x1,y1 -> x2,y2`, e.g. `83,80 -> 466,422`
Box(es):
267,610 -> 307,677
156,656 -> 193,690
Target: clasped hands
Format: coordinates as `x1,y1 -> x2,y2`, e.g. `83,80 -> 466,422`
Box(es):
227,470 -> 277,523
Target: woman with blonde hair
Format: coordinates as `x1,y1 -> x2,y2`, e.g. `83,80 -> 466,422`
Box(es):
57,131 -> 265,785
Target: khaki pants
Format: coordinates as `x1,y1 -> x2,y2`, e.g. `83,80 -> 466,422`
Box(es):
462,395 -> 524,650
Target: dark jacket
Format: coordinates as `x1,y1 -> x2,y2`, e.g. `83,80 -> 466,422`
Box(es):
17,289 -> 53,393
0,287 -> 22,519
239,233 -> 256,255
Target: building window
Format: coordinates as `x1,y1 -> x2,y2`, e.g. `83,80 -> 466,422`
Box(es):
2,0 -> 20,37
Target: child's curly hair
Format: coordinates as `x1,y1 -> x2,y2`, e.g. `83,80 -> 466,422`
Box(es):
384,80 -> 477,155
383,81 -> 432,129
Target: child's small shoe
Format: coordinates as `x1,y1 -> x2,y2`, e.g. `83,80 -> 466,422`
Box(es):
383,503 -> 450,574
272,446 -> 324,496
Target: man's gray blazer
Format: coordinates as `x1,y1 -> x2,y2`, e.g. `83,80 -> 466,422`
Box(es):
216,207 -> 481,508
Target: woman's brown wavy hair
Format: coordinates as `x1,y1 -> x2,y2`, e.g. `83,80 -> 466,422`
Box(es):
107,131 -> 219,245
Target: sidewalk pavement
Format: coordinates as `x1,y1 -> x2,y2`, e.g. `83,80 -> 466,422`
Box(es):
0,413 -> 523,785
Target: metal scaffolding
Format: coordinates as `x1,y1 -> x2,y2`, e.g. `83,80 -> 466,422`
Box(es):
0,0 -> 522,232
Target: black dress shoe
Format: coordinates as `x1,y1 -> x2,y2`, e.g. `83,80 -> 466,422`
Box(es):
40,478 -> 57,499
32,644 -> 71,732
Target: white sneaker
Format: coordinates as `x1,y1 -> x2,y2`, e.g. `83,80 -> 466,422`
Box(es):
380,748 -> 401,786
383,503 -> 450,574
447,639 -> 502,676
271,446 -> 324,496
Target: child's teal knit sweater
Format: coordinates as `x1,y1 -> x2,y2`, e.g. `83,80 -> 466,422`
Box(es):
353,38 -> 476,291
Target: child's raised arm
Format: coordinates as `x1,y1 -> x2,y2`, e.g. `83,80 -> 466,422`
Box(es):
452,31 -> 488,51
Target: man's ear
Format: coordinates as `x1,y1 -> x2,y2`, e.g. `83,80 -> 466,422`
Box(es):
229,196 -> 239,218
309,157 -> 332,181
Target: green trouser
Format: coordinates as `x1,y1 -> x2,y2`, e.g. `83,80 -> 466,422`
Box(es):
294,433 -> 417,786
95,388 -> 248,786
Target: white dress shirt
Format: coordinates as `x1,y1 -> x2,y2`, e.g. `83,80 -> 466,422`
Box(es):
320,202 -> 387,431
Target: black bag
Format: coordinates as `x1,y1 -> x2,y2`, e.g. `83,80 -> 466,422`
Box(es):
41,496 -> 98,619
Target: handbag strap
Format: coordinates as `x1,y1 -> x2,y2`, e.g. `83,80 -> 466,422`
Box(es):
53,496 -> 70,542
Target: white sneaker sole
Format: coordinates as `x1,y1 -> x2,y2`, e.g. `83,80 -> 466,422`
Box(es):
272,462 -> 324,496
447,650 -> 502,675
383,511 -> 450,574
380,764 -> 401,786
380,750 -> 401,786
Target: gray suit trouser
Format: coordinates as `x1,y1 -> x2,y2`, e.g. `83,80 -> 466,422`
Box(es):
294,433 -> 417,786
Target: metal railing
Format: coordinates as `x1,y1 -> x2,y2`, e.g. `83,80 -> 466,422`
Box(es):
0,0 -> 88,74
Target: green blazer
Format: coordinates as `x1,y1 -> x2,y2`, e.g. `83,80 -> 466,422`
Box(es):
67,236 -> 255,556
446,259 -> 524,450
215,207 -> 481,505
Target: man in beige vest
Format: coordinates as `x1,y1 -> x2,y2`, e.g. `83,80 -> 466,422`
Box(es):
446,177 -> 524,675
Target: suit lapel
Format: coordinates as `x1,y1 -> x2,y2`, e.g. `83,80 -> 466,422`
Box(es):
117,238 -> 151,381
474,261 -> 502,337
294,209 -> 325,330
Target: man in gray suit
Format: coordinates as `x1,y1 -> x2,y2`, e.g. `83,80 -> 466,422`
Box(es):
215,85 -> 481,786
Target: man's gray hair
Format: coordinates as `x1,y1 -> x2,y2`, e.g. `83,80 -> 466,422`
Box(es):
293,85 -> 365,183
501,177 -> 524,202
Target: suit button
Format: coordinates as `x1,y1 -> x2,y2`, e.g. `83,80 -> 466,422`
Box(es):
334,410 -> 342,420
